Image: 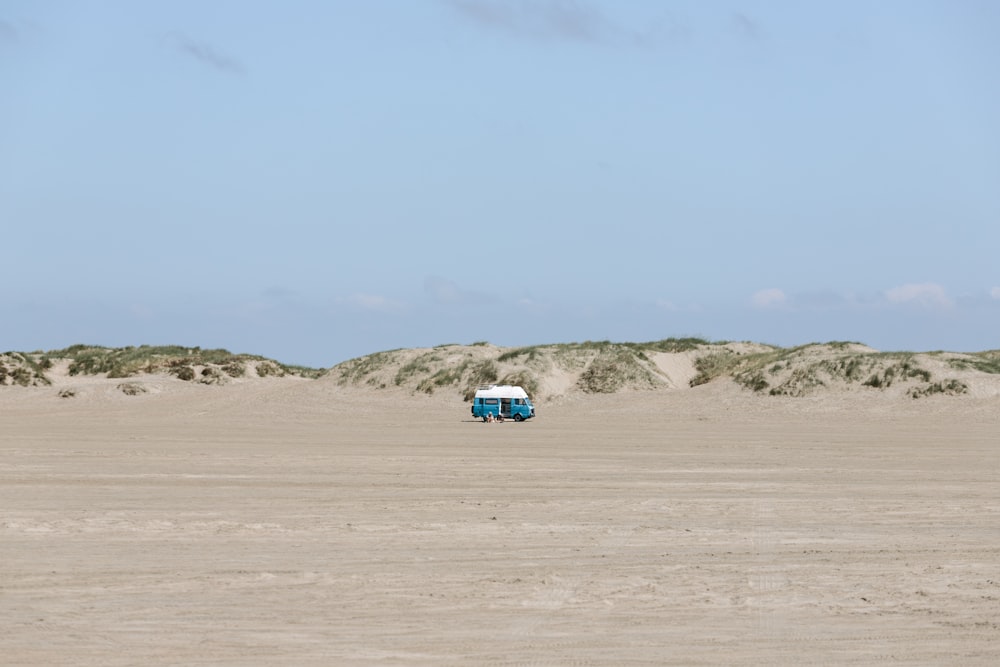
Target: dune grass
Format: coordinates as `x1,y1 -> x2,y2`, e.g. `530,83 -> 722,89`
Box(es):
948,351 -> 1000,375
17,345 -> 324,383
686,344 -> 952,397
6,339 -> 989,400
0,352 -> 52,387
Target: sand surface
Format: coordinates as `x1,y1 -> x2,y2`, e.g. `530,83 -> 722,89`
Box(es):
2,376 -> 999,665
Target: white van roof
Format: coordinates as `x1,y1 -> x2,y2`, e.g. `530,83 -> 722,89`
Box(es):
474,384 -> 530,400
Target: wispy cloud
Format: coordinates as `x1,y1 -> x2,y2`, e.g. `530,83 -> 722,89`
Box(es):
444,0 -> 684,47
751,288 -> 788,309
424,275 -> 497,306
448,1 -> 751,51
342,293 -> 407,314
171,32 -> 245,74
446,0 -> 612,42
884,282 -> 952,308
731,11 -> 762,40
991,287 -> 1000,300
0,18 -> 18,42
655,299 -> 679,311
747,284 -> 966,312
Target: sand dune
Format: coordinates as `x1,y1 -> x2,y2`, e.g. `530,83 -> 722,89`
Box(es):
2,347 -> 999,664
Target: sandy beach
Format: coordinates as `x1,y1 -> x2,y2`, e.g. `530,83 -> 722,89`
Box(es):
2,370 -> 999,665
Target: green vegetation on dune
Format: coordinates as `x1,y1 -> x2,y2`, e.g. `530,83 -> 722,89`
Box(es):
499,337 -> 714,361
635,337 -> 716,353
334,349 -> 402,387
948,350 -> 1000,375
394,353 -> 438,386
0,351 -> 52,387
417,360 -> 470,394
907,379 -> 968,398
576,347 -> 660,393
3,339 -> 991,401
690,351 -> 740,387
684,344 -> 966,398
860,357 -> 930,389
330,338 -> 714,398
51,344 -> 324,380
490,371 -> 537,401
0,345 -> 323,387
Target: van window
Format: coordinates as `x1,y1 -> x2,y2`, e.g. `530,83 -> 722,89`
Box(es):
485,398 -> 499,405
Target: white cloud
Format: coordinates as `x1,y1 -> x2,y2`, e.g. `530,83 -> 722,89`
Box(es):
343,293 -> 405,313
751,288 -> 787,308
884,282 -> 952,308
991,287 -> 1000,300
424,275 -> 497,306
424,275 -> 464,304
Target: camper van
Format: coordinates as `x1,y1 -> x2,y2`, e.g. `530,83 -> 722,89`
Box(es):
471,384 -> 535,422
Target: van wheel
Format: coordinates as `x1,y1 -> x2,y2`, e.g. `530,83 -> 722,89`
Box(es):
514,414 -> 524,422
482,416 -> 488,422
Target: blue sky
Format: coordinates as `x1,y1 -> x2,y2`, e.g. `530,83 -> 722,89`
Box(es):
3,1 -> 999,367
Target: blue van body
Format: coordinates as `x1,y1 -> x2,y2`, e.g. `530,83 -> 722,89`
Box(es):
470,385 -> 535,422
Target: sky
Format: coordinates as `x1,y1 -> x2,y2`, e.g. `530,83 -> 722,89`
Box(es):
2,1 -> 999,367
